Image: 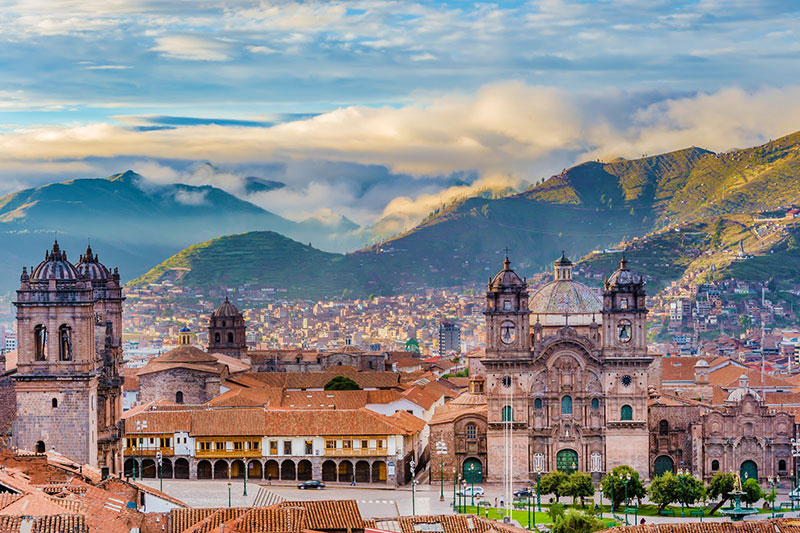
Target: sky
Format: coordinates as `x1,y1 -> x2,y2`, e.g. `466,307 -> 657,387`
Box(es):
3,0 -> 800,230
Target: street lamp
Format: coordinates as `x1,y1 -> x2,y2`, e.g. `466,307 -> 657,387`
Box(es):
768,476 -> 780,518
410,459 -> 417,516
623,473 -> 632,526
467,462 -> 477,510
535,463 -> 543,512
243,458 -> 248,497
461,479 -> 467,513
156,451 -> 163,492
228,481 -> 232,508
452,468 -> 458,511
436,441 -> 447,502
792,439 -> 800,510
135,419 -> 147,481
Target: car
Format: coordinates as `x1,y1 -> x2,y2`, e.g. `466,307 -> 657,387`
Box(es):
514,487 -> 535,498
298,480 -> 325,490
458,486 -> 485,497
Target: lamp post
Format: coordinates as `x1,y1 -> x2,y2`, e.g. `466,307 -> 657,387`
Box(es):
467,462 -> 477,509
768,476 -> 780,518
135,419 -> 147,481
461,479 -> 467,513
410,459 -> 417,516
436,441 -> 447,502
243,458 -> 248,497
156,451 -> 163,492
535,463 -> 542,512
228,481 -> 232,508
623,473 -> 631,526
452,468 -> 457,511
792,439 -> 800,510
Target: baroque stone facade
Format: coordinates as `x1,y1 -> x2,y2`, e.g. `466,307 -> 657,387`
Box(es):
12,242 -> 124,473
207,297 -> 247,358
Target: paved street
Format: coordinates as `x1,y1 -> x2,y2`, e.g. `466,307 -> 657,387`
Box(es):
141,479 -> 800,524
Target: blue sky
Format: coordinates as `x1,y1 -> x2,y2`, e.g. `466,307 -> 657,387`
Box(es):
2,0 -> 800,228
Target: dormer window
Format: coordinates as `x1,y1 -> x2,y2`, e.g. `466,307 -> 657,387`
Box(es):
503,300 -> 512,310
620,298 -> 628,309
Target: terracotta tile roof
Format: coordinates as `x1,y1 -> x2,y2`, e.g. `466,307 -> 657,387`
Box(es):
274,500 -> 363,531
718,368 -> 793,389
366,390 -> 404,404
138,345 -> 231,376
280,390 -> 368,410
124,408 -> 193,434
661,357 -> 714,382
0,514 -> 89,532
402,386 -> 439,410
263,409 -> 421,437
211,352 -> 252,374
388,411 -> 426,434
0,490 -> 82,516
206,387 -> 282,408
191,408 -> 267,436
430,404 -> 487,425
367,515 -> 527,533
606,518 -> 800,533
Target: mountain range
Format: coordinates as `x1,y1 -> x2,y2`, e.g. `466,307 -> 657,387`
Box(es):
131,131 -> 800,298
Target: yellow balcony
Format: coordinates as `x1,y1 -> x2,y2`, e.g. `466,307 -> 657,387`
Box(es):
195,448 -> 262,458
125,447 -> 173,457
325,448 -> 387,457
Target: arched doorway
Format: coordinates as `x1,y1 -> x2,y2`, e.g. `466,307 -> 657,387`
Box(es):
372,461 -> 387,483
265,460 -> 279,481
463,458 -> 483,483
197,460 -> 212,479
124,458 -> 137,478
231,460 -> 245,479
297,460 -> 312,481
556,449 -> 578,474
322,460 -> 337,482
338,460 -> 353,482
161,458 -> 173,478
653,455 -> 674,477
248,460 -> 263,479
281,460 -> 296,480
142,459 -> 156,478
740,460 -> 758,481
175,458 -> 190,479
214,460 -> 229,479
35,441 -> 45,454
355,461 -> 371,483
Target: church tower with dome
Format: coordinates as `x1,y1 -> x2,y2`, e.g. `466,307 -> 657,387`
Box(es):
207,297 -> 247,358
482,252 -> 653,483
12,241 -> 124,474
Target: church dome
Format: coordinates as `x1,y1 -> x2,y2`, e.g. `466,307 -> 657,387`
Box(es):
489,256 -> 525,290
529,252 -> 602,317
76,244 -> 110,280
606,255 -> 643,288
212,297 -> 240,317
31,241 -> 79,281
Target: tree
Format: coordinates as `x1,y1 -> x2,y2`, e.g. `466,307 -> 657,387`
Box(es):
563,472 -> 595,507
675,472 -> 705,510
742,478 -> 763,507
738,314 -> 752,332
548,502 -> 565,523
600,465 -> 646,511
707,472 -> 736,513
649,472 -> 679,511
540,471 -> 569,502
323,376 -> 361,390
765,488 -> 777,510
551,510 -> 605,533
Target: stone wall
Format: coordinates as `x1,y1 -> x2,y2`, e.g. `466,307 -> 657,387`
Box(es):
139,368 -> 219,405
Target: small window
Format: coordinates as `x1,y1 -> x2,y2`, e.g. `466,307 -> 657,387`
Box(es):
252,441 -> 260,451
712,459 -> 720,471
659,419 -> 669,436
284,440 -> 292,454
503,300 -> 512,310
215,441 -> 225,451
591,398 -> 599,409
466,423 -> 477,439
779,459 -> 787,472
561,396 -> 573,415
377,439 -> 385,449
222,320 -> 226,327
34,325 -> 47,361
621,405 -> 633,421
502,405 -> 513,422
305,440 -> 313,454
234,441 -> 243,451
214,333 -> 220,343
58,324 -> 72,361
175,391 -> 184,404
325,440 -> 336,450
35,441 -> 45,453
361,439 -> 368,449
342,439 -> 352,450
51,398 -> 58,408
270,441 -> 278,454
534,398 -> 543,409
227,332 -> 234,343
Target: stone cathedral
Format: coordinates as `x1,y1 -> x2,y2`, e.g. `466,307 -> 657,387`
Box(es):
483,253 -> 653,481
12,242 -> 124,474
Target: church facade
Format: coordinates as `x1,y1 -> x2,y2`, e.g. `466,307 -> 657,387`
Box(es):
482,253 -> 652,482
12,242 -> 124,474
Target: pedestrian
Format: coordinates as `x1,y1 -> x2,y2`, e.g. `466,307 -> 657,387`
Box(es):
267,474 -> 271,485
494,497 -> 498,508
500,497 -> 504,508
640,518 -> 646,525
351,478 -> 356,486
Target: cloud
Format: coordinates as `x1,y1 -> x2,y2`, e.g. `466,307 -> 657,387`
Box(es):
84,64 -> 131,70
150,35 -> 234,61
172,189 -> 208,206
3,83 -> 800,226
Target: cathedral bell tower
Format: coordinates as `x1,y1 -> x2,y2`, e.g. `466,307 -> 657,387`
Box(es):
601,255 -> 652,478
484,256 -> 530,357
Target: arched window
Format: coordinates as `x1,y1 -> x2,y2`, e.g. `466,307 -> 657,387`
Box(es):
34,325 -> 47,361
779,459 -> 787,472
214,332 -> 220,343
591,398 -> 599,409
621,405 -> 633,421
35,441 -> 45,453
534,398 -> 542,409
561,396 -> 572,415
227,332 -> 234,343
58,324 -> 72,361
51,398 -> 58,408
711,460 -> 719,471
466,423 -> 477,439
175,391 -> 184,404
659,419 -> 669,436
501,405 -> 513,422
222,320 -> 226,327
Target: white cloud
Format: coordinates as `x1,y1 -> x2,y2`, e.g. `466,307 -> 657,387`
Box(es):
150,35 -> 234,61
173,189 -> 208,205
84,64 -> 132,70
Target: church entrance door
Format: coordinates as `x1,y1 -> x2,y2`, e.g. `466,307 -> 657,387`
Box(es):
556,449 -> 578,474
463,458 -> 483,483
740,460 -> 758,482
653,455 -> 674,477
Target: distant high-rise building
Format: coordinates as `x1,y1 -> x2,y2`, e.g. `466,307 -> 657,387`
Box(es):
438,321 -> 461,356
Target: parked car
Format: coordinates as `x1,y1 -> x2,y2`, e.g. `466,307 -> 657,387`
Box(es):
514,487 -> 535,498
458,486 -> 485,497
298,480 -> 325,490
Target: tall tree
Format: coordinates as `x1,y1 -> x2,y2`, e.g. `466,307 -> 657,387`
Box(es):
540,471 -> 569,503
707,472 -> 736,514
600,465 -> 646,511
